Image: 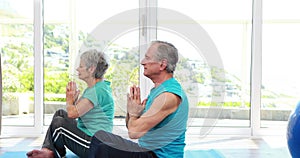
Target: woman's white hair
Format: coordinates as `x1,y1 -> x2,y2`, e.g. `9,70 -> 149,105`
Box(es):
80,49 -> 109,78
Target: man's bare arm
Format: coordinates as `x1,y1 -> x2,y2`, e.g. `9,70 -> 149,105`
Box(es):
127,92 -> 181,139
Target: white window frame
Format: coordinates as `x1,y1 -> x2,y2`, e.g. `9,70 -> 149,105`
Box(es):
3,0 -> 286,137
2,0 -> 44,136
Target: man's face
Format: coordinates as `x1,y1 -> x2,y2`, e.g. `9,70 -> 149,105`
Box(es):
140,44 -> 162,78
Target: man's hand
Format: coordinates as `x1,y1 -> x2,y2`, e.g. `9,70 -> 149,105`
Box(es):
127,85 -> 145,117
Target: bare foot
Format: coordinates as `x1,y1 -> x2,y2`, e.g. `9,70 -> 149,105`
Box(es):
26,148 -> 54,158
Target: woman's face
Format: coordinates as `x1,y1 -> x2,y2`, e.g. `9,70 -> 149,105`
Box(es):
76,60 -> 91,81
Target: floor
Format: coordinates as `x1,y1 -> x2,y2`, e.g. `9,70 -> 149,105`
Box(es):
0,131 -> 292,157
0,118 -> 292,158
185,135 -> 291,158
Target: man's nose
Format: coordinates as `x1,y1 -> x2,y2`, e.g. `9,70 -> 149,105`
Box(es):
140,58 -> 146,65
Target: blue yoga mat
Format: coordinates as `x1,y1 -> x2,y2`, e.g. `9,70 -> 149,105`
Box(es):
0,151 -> 78,158
0,151 -> 26,158
0,149 -> 224,158
184,149 -> 225,158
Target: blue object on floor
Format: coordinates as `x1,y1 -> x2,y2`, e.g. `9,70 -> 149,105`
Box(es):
0,151 -> 26,158
66,150 -> 79,158
0,149 -> 224,158
184,149 -> 225,158
0,150 -> 79,158
287,101 -> 300,158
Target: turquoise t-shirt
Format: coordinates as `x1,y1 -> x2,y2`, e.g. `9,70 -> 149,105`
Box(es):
138,78 -> 189,158
77,80 -> 114,136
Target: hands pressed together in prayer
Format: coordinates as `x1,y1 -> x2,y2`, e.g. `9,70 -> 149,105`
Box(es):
127,85 -> 146,118
66,81 -> 80,105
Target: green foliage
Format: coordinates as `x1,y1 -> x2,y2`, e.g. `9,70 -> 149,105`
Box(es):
175,58 -> 197,83
104,47 -> 140,98
19,67 -> 34,92
44,95 -> 65,102
193,73 -> 205,84
2,24 -> 70,99
44,70 -> 69,94
44,24 -> 70,52
197,101 -> 250,108
2,42 -> 33,92
2,24 -> 33,37
1,23 -> 272,108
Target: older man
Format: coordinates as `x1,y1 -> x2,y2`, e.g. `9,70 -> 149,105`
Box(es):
89,40 -> 189,158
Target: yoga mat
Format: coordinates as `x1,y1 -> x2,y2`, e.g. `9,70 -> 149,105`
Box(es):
0,151 -> 26,158
0,151 -> 79,158
184,149 -> 225,158
0,149 -> 224,158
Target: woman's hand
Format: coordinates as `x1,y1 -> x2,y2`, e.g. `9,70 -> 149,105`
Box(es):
66,81 -> 80,105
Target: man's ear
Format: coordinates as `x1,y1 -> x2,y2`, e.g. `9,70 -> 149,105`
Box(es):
160,59 -> 168,70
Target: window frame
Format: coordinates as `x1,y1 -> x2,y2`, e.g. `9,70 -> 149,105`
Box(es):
2,0 -> 287,137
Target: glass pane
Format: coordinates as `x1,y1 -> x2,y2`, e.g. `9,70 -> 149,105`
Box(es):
76,0 -> 139,126
158,0 -> 252,130
102,32 -> 139,122
262,0 -> 300,128
43,0 -> 70,125
0,0 -> 34,126
44,0 -> 139,125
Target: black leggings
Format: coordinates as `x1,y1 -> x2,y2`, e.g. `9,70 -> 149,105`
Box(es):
42,109 -> 91,158
88,130 -> 157,158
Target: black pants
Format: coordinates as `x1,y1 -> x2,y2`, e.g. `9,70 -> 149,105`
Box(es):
88,130 -> 157,158
42,109 -> 91,158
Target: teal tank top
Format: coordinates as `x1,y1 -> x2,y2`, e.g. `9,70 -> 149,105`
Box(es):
138,78 -> 189,158
77,80 -> 114,136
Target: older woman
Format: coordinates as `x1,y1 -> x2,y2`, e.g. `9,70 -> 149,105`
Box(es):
27,49 -> 114,158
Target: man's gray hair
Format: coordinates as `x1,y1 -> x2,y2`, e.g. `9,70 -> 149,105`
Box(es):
80,49 -> 109,79
152,40 -> 178,73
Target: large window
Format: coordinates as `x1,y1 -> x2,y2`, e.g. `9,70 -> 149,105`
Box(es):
0,0 -> 34,126
43,0 -> 139,125
262,0 -> 300,130
0,0 -> 296,136
158,0 -> 252,133
43,0 -> 72,125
